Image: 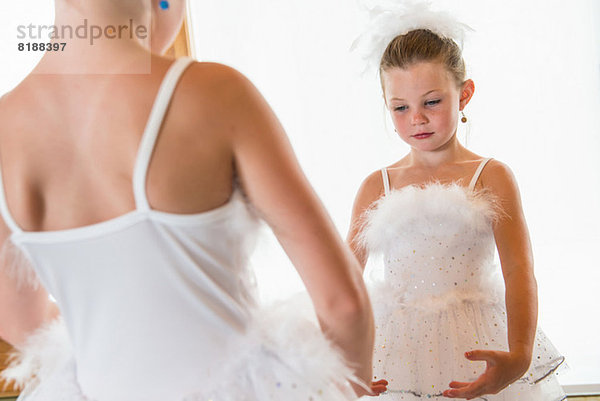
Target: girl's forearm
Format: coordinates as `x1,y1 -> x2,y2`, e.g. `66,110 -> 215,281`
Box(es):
314,264 -> 375,391
504,268 -> 538,359
0,287 -> 59,348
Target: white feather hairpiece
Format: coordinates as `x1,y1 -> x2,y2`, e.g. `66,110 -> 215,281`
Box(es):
351,0 -> 473,73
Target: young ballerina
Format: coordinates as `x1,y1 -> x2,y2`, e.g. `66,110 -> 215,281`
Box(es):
348,8 -> 566,401
0,0 -> 384,400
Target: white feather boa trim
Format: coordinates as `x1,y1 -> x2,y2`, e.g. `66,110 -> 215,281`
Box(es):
358,183 -> 500,253
1,317 -> 72,395
1,304 -> 368,401
187,300 -> 368,401
367,279 -> 504,314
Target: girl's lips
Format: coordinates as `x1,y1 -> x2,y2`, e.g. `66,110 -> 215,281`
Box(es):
412,132 -> 433,139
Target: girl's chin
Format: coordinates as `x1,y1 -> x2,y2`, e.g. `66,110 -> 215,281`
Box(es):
410,142 -> 441,151
408,136 -> 456,152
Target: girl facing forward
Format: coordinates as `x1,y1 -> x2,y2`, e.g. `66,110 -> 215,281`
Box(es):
348,8 -> 566,401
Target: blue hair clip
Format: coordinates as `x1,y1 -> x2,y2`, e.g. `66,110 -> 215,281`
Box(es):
159,1 -> 169,10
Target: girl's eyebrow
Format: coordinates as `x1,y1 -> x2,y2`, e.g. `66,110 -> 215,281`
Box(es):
389,89 -> 441,101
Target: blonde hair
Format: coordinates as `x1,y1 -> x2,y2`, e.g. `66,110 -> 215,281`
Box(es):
380,29 -> 466,87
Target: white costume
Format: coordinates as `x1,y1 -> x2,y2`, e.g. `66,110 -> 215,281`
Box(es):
360,159 -> 566,400
0,57 -> 364,401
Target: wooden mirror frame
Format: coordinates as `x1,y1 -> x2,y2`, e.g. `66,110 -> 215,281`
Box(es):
0,339 -> 19,397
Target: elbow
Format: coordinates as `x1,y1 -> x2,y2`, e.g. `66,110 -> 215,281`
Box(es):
310,254 -> 373,326
316,286 -> 372,326
337,293 -> 371,319
0,299 -> 59,348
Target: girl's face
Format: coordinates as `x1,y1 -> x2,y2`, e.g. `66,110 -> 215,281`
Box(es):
382,62 -> 473,152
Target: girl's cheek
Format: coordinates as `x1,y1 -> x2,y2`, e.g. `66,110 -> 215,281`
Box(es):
393,119 -> 406,134
393,114 -> 407,126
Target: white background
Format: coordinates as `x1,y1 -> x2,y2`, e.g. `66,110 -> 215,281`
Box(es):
1,0 -> 598,390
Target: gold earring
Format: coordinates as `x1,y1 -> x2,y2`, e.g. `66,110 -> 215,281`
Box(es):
460,111 -> 467,123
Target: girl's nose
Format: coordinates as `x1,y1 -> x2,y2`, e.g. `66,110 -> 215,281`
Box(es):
411,110 -> 428,125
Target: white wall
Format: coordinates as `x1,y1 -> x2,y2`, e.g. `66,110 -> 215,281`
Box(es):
0,1 -> 54,94
188,0 -> 600,388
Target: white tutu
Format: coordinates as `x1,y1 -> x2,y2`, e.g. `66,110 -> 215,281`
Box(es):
366,279 -> 565,401
2,303 -> 367,401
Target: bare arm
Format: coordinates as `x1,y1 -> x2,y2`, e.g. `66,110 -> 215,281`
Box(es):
200,64 -> 375,393
346,171 -> 385,271
0,226 -> 59,348
489,161 -> 537,361
444,160 -> 537,399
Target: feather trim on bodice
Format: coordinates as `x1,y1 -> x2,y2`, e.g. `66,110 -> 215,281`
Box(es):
358,183 -> 500,254
358,183 -> 504,306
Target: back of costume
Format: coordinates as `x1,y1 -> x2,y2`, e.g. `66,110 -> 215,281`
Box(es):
0,58 -> 361,401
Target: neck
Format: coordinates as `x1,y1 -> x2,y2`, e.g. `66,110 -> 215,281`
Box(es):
407,133 -> 468,168
32,2 -> 152,75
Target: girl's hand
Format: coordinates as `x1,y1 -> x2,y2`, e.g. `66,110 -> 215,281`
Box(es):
442,350 -> 530,399
351,379 -> 388,397
370,379 -> 388,396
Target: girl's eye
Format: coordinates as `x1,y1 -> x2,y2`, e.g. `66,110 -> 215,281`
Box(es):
394,105 -> 408,112
425,99 -> 441,106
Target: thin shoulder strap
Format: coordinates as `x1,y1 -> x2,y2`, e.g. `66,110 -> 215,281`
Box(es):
468,157 -> 493,191
0,154 -> 23,234
380,168 -> 391,196
133,57 -> 194,212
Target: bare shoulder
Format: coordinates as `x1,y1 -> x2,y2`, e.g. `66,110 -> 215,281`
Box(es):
0,89 -> 26,130
184,61 -> 246,85
175,61 -> 268,133
479,159 -> 522,201
481,159 -> 518,187
348,168 -> 386,242
178,61 -> 256,106
353,169 -> 386,212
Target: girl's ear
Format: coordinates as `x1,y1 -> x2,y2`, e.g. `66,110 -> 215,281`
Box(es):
149,0 -> 186,54
459,79 -> 475,110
